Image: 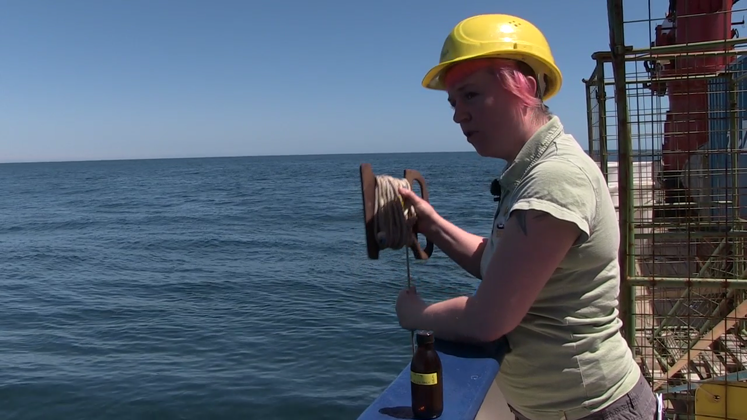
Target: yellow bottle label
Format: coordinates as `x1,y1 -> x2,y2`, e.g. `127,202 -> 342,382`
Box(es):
410,371 -> 438,386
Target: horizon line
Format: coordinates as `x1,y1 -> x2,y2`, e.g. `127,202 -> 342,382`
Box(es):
0,147 -> 641,165
0,150 -> 486,165
0,147 -> 667,165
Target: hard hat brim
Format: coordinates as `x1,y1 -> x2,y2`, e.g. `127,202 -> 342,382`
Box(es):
421,52 -> 563,101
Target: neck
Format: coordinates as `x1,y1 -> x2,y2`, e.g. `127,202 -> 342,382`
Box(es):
504,116 -> 547,162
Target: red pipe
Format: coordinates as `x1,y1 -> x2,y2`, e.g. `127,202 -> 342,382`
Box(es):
650,0 -> 735,171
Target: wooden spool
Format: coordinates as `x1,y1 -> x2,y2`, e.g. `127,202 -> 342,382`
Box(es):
359,163 -> 435,260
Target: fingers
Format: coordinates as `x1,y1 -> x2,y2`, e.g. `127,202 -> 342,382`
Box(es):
399,285 -> 417,295
397,286 -> 418,298
399,187 -> 422,203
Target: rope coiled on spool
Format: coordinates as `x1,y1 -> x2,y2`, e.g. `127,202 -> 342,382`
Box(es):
374,175 -> 418,250
371,173 -> 420,354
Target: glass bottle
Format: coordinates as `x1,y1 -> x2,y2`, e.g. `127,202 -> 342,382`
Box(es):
410,330 -> 443,419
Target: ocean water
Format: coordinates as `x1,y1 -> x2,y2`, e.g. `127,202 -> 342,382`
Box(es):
0,152 -> 506,420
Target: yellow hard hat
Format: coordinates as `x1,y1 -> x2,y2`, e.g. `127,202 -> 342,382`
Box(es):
421,14 -> 563,100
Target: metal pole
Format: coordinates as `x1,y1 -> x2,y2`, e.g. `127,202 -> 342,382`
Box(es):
730,76 -> 741,224
607,0 -> 636,352
635,230 -> 747,239
584,69 -> 595,161
628,276 -> 747,287
597,60 -> 609,181
590,37 -> 747,61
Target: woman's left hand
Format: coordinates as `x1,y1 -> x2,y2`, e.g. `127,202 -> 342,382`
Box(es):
395,286 -> 427,331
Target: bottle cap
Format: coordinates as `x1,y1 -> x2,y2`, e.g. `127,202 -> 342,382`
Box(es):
415,330 -> 435,346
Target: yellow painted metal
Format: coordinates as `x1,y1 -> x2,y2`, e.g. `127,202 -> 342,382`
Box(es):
695,381 -> 747,420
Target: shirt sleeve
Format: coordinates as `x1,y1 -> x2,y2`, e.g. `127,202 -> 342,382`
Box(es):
508,158 -> 597,244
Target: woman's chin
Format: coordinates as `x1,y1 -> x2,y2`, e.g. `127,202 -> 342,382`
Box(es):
470,143 -> 493,158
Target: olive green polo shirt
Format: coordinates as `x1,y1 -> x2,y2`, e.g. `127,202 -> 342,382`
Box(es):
479,116 -> 640,420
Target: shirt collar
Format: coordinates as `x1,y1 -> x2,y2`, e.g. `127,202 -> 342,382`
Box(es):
498,115 -> 564,191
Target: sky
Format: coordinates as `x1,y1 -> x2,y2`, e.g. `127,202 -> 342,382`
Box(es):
1,0 -> 673,163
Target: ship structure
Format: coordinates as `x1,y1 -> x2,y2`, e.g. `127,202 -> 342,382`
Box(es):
586,0 -> 747,417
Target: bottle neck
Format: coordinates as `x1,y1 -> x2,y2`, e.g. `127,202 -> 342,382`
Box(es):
416,342 -> 434,351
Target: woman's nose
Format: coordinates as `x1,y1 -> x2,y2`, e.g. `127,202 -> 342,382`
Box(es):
452,104 -> 470,124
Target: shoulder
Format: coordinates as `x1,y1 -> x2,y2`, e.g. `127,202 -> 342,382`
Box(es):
524,155 -> 596,192
510,157 -> 599,244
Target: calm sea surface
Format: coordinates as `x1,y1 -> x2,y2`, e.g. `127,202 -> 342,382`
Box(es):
0,152 -> 506,419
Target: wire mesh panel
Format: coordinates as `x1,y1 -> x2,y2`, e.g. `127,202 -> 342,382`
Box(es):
585,62 -> 612,181
590,1 -> 747,418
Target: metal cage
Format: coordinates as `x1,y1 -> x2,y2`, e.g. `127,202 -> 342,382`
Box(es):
586,1 -> 747,418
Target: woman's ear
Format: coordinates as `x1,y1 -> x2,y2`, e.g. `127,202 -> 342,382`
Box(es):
526,75 -> 538,99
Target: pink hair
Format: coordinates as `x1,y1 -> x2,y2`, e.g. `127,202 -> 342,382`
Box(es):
443,58 -> 545,113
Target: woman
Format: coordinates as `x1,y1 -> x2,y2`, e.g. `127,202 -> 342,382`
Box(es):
395,14 -> 658,420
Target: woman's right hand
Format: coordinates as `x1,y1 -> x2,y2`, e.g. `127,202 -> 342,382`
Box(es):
399,187 -> 442,238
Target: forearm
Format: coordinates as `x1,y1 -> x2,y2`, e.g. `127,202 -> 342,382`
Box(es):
427,215 -> 487,279
417,296 -> 489,343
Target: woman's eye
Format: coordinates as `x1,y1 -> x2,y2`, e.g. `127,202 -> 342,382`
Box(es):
449,92 -> 478,109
